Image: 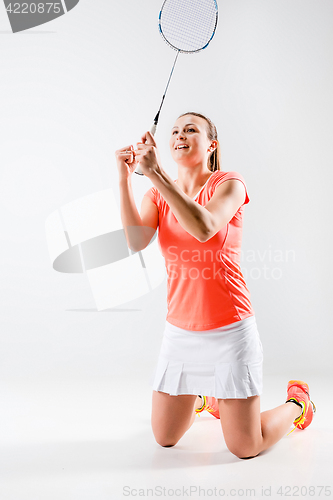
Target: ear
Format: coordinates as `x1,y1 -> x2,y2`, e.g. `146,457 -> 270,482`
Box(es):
208,140 -> 218,152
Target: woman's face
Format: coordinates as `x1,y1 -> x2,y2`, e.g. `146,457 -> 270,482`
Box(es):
169,115 -> 215,167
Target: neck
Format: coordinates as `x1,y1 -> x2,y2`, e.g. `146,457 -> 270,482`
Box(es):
176,166 -> 213,196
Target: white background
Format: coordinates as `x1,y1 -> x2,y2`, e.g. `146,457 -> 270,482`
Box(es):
0,0 -> 332,381
0,1 -> 332,498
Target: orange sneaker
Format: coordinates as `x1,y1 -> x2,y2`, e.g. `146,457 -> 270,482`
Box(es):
286,380 -> 316,434
195,395 -> 220,419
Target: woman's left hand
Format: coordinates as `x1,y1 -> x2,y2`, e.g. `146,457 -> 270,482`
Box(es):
134,131 -> 162,177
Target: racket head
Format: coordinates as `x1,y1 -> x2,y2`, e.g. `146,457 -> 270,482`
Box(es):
159,0 -> 218,54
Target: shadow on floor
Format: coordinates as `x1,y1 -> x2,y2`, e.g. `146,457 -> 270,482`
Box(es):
1,428 -> 246,477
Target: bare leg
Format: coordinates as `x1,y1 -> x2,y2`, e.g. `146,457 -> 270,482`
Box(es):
151,391 -> 203,447
218,396 -> 302,459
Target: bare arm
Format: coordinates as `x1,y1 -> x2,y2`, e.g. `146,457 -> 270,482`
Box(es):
201,179 -> 246,241
147,167 -> 212,242
116,146 -> 157,252
147,169 -> 246,242
135,131 -> 246,243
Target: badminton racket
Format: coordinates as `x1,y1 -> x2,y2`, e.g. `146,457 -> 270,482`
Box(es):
134,0 -> 219,175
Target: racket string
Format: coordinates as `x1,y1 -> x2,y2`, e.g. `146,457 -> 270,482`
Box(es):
134,0 -> 218,175
160,0 -> 218,53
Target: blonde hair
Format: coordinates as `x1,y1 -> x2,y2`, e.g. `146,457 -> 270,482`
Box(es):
177,112 -> 221,171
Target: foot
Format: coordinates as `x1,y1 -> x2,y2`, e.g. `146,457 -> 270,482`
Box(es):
286,380 -> 316,431
195,395 -> 220,419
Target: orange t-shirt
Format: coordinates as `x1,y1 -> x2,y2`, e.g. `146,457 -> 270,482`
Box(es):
144,170 -> 255,331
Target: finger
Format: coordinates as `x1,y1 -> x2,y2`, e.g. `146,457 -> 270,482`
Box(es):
145,130 -> 156,146
119,145 -> 133,152
133,151 -> 143,161
140,132 -> 155,145
140,132 -> 148,144
136,143 -> 148,150
119,150 -> 133,157
119,151 -> 134,163
119,144 -> 135,155
136,142 -> 155,151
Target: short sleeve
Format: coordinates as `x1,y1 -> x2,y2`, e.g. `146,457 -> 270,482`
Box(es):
144,187 -> 158,206
211,171 -> 250,206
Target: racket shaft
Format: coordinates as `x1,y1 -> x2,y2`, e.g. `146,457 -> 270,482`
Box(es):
134,51 -> 179,176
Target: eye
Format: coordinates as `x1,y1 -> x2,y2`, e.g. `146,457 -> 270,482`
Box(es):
172,130 -> 178,135
187,128 -> 195,132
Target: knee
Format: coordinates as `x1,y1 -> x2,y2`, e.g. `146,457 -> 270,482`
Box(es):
160,442 -> 177,448
155,437 -> 177,448
238,452 -> 260,460
226,442 -> 260,460
229,447 -> 260,460
153,432 -> 179,448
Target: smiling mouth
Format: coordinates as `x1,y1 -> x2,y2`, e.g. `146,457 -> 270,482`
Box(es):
175,145 -> 189,150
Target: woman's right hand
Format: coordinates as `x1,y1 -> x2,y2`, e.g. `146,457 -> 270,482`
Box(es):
115,145 -> 138,181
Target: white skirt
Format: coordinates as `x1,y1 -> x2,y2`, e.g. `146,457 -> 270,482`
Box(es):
150,315 -> 263,399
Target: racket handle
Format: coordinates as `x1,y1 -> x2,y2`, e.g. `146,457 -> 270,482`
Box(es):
134,123 -> 158,176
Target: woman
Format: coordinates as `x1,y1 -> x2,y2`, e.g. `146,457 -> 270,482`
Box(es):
115,112 -> 315,459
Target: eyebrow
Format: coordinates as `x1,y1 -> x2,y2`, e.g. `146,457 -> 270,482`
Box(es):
172,123 -> 197,130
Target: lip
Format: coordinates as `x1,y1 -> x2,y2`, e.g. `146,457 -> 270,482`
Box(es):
175,144 -> 189,150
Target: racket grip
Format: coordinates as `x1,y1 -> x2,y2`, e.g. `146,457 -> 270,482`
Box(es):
134,123 -> 158,176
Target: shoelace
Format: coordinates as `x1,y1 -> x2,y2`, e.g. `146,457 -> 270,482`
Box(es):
195,396 -> 217,417
286,399 -> 307,436
205,405 -> 217,414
